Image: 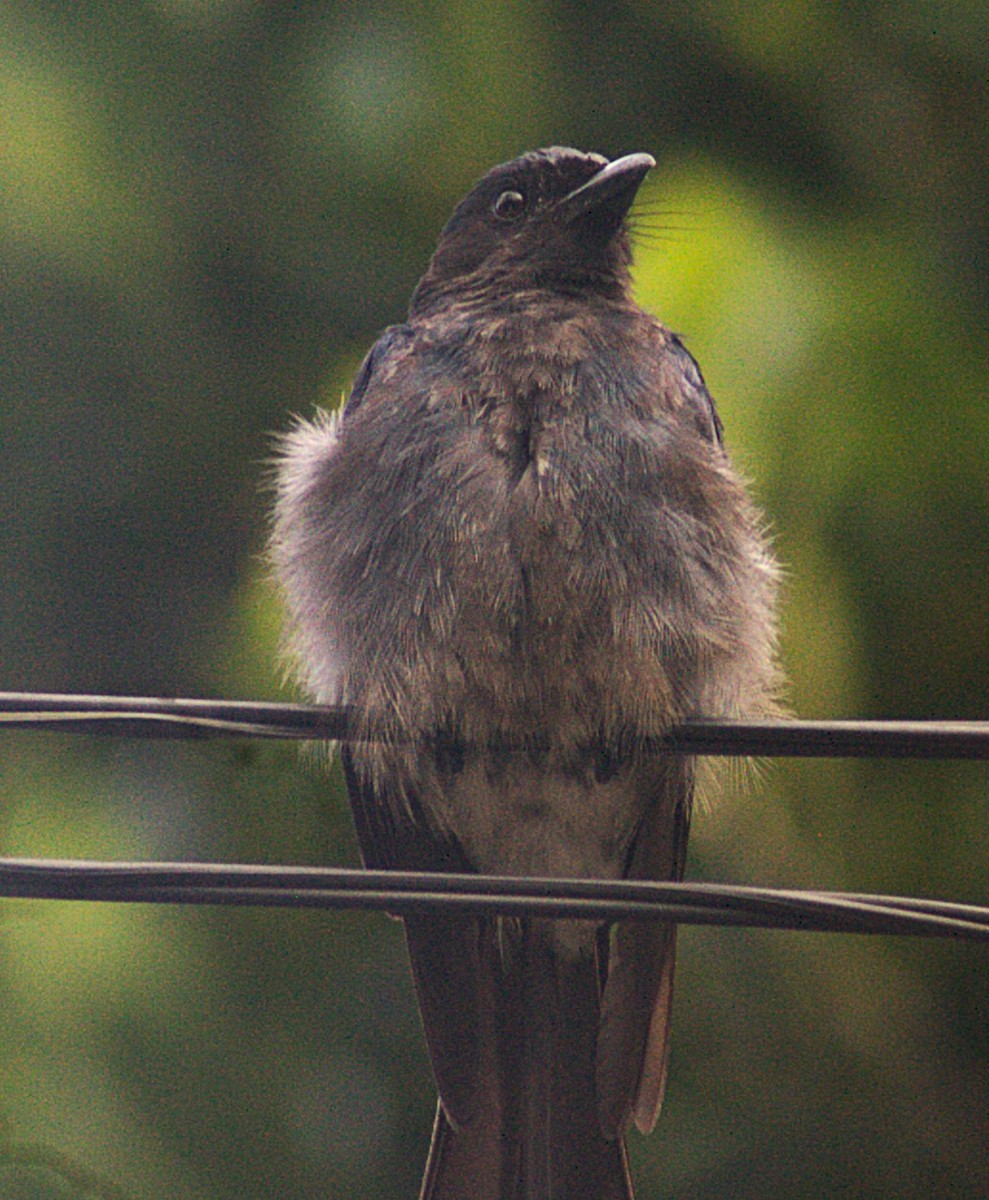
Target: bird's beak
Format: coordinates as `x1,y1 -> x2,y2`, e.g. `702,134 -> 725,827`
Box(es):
559,153 -> 656,228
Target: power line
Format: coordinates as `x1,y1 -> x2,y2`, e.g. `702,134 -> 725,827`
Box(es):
3,692 -> 989,757
2,691 -> 986,942
1,858 -> 987,941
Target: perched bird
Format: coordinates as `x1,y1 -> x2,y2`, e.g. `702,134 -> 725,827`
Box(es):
272,147 -> 779,1200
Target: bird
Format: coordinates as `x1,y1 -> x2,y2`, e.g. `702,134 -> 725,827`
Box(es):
271,146 -> 780,1200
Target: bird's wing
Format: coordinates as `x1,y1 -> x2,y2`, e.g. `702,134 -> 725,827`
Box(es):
668,336 -> 724,447
591,335 -> 714,1136
595,753 -> 694,1137
340,747 -> 485,1129
344,323 -> 414,417
337,321 -> 492,1128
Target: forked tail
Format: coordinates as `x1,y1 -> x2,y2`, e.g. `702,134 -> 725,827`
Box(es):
417,919 -> 635,1200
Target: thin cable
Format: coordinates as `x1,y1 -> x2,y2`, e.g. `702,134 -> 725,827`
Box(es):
3,694 -> 986,942
3,692 -> 989,757
1,857 -> 988,941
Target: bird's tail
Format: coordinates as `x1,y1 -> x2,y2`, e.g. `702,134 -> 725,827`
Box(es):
417,918 -> 634,1200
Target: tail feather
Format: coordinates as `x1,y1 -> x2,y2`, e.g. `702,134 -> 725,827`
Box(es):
419,919 -> 634,1200
419,1102 -> 515,1200
598,756 -> 693,1137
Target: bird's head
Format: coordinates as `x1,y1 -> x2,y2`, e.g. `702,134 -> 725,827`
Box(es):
409,146 -> 654,316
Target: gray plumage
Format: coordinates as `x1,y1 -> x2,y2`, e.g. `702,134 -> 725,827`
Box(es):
271,147 -> 780,1199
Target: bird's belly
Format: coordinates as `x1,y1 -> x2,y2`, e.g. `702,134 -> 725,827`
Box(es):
433,750 -> 648,883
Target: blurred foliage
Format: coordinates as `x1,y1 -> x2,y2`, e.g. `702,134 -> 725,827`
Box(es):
2,1 -> 989,1197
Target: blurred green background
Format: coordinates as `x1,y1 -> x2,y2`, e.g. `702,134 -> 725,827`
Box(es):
2,1 -> 989,1197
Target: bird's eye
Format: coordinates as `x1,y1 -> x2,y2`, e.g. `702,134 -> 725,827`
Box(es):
492,189 -> 526,220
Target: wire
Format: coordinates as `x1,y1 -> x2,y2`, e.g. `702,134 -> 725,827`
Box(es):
3,692 -> 989,757
1,857 -> 988,941
2,691 -> 986,941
